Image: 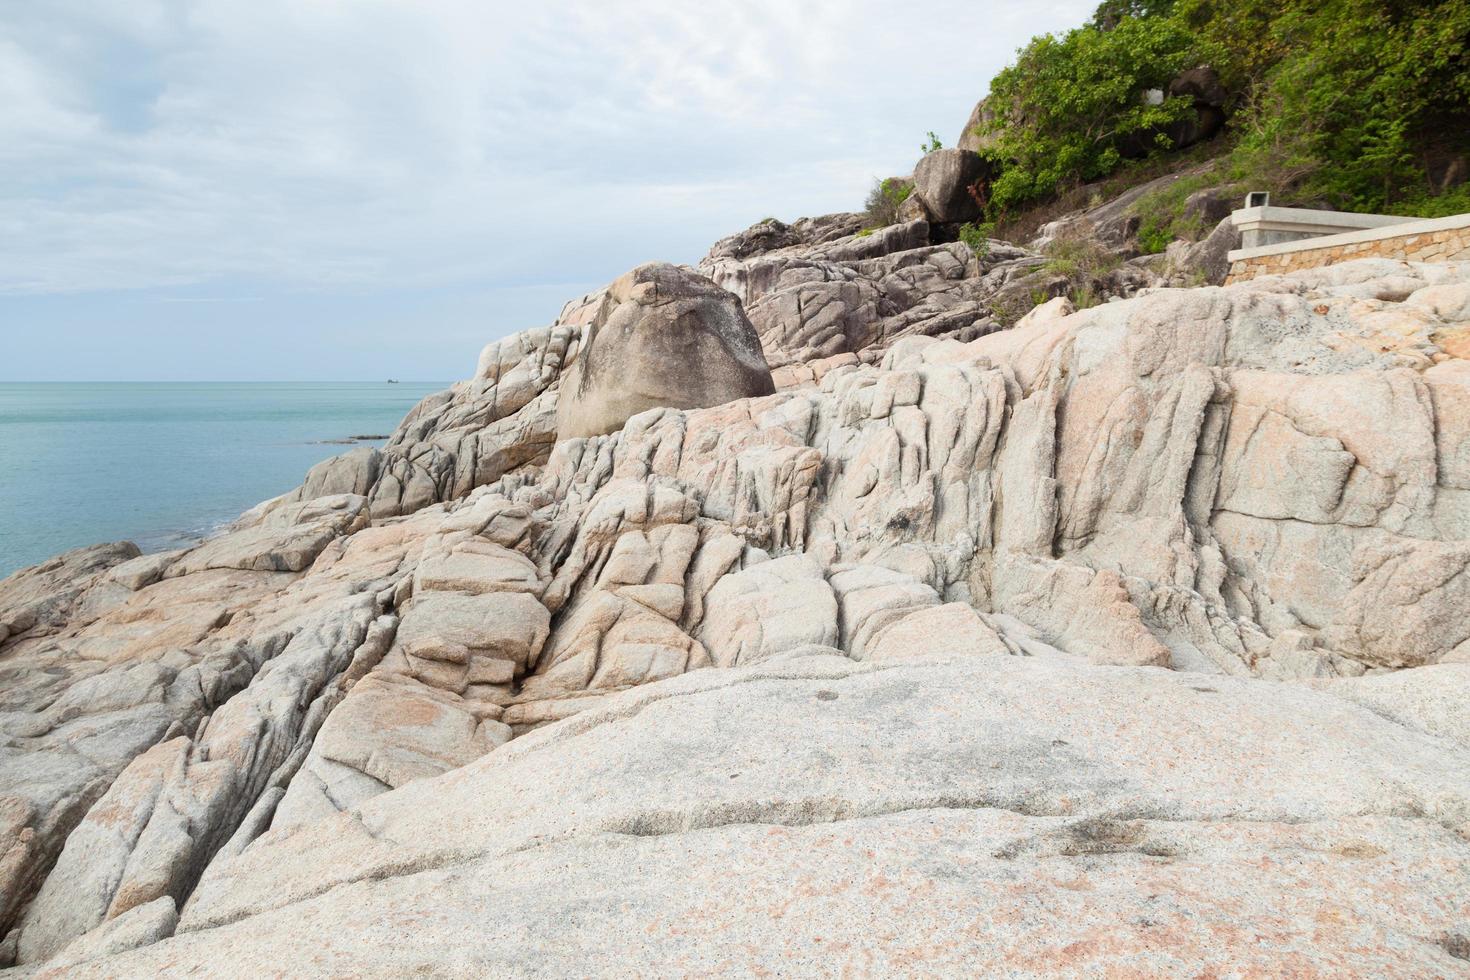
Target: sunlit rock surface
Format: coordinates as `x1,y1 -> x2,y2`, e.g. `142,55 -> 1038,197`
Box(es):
2,207 -> 1468,973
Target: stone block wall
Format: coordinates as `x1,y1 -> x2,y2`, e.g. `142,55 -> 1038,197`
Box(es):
1226,216 -> 1470,283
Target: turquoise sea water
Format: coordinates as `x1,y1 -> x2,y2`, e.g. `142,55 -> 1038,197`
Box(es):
0,383 -> 446,578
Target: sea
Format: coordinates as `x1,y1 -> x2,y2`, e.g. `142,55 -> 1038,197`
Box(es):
0,382 -> 447,579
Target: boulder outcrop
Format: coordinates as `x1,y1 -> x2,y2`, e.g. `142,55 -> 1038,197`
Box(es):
697,216 -> 1048,374
956,96 -> 994,153
1,192 -> 1468,972
912,147 -> 989,224
554,263 -> 775,439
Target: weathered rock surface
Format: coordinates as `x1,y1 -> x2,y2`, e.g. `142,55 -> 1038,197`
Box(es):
555,262 -> 775,439
31,656 -> 1470,976
1164,213 -> 1237,285
955,96 -> 995,153
911,147 -> 989,224
0,543 -> 140,646
1032,161 -> 1232,263
697,215 -> 1048,374
2,193 -> 1468,974
0,507 -> 438,960
266,320 -> 584,519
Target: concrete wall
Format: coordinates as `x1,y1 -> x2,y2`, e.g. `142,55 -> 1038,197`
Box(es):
1231,205 -> 1409,249
1225,213 -> 1470,283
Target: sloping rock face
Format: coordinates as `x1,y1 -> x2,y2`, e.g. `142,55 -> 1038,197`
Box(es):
267,320 -> 585,519
0,494 -> 412,962
1,232 -> 1469,972
697,216 -> 1056,378
1031,161 -> 1238,279
33,655 -> 1470,976
555,263 -> 775,439
956,96 -> 994,153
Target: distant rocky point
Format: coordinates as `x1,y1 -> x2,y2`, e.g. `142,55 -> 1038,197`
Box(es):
312,434 -> 391,445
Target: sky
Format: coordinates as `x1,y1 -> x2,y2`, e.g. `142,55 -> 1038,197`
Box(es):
0,0 -> 1093,382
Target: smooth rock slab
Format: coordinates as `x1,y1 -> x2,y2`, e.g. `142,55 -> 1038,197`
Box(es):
54,655 -> 1470,975
41,812 -> 1470,977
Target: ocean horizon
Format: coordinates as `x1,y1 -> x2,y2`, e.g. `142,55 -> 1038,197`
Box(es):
0,381 -> 446,578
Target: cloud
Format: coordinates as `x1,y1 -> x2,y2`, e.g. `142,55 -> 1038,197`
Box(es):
0,0 -> 1093,298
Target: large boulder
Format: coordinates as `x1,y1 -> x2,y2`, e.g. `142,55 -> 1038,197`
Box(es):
1165,215 -> 1238,285
554,263 -> 775,440
1120,67 -> 1229,158
1169,66 -> 1229,111
912,148 -> 989,224
956,97 -> 993,153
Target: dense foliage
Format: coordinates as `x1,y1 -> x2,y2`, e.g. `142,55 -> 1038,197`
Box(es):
977,0 -> 1470,218
981,16 -> 1197,213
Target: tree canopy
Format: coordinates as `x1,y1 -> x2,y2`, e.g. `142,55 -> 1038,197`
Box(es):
976,0 -> 1470,217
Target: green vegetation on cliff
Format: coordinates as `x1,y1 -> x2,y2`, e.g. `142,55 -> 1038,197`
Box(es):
977,0 -> 1470,219
981,15 -> 1199,213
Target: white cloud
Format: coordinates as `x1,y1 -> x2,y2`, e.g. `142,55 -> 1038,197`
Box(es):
0,0 -> 1093,296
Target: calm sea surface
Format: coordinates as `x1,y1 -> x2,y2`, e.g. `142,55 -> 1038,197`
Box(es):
0,382 -> 446,578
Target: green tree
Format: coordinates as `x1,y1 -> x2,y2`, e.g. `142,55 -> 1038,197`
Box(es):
1225,0 -> 1470,210
979,16 -> 1198,214
864,177 -> 913,227
974,0 -> 1470,219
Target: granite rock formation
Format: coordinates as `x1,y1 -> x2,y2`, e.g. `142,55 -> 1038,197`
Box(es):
554,262 -> 775,439
911,147 -> 989,224
1,205 -> 1468,974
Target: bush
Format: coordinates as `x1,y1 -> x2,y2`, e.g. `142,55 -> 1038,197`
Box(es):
1069,282 -> 1103,310
1397,183 -> 1470,219
958,221 -> 995,258
979,15 -> 1198,215
1135,221 -> 1174,255
920,131 -> 944,154
977,0 -> 1470,221
864,177 -> 913,228
1128,165 -> 1234,253
1040,229 -> 1122,303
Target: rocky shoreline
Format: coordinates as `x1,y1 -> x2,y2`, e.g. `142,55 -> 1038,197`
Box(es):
2,201 -> 1469,973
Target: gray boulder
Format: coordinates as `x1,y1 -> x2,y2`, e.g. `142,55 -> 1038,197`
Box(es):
1183,187 -> 1234,228
554,263 -> 775,440
956,97 -> 994,153
1169,65 -> 1229,110
703,218 -> 803,261
912,148 -> 988,224
1165,215 -> 1239,285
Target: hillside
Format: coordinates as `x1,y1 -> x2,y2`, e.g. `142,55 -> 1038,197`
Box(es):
851,0 -> 1470,300
966,0 -> 1470,221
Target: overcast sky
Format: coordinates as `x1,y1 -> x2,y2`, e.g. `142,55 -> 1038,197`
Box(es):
1,0 -> 1091,381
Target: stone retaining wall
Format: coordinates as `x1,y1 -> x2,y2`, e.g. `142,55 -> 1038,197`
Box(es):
1226,213 -> 1470,283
